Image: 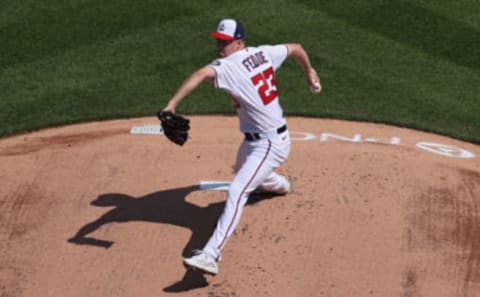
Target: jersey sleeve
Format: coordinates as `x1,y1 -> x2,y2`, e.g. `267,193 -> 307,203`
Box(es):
259,44 -> 289,70
208,59 -> 227,89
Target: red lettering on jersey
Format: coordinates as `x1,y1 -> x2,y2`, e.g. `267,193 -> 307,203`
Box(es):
242,51 -> 268,72
251,67 -> 278,105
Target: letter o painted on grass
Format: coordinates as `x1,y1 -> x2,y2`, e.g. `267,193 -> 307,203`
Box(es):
416,142 -> 475,159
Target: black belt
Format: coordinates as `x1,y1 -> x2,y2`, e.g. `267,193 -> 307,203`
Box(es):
244,125 -> 287,141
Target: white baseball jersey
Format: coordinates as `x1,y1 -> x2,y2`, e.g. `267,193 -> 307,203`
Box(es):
209,45 -> 289,133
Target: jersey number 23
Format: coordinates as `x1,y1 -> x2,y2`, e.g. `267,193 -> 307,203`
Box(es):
250,67 -> 278,105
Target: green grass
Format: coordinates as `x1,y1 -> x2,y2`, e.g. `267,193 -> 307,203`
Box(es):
1,0 -> 479,143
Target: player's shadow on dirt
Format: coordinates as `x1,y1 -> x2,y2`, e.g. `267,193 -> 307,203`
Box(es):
68,184 -> 280,292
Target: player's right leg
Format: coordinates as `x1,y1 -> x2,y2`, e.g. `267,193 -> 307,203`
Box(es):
256,172 -> 291,194
233,141 -> 290,195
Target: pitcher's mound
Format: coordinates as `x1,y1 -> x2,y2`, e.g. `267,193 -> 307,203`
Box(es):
0,116 -> 479,297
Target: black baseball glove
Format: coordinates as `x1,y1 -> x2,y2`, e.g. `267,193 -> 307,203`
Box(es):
157,111 -> 190,146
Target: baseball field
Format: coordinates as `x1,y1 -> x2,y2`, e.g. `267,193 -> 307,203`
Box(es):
1,0 -> 479,143
1,1 -> 480,297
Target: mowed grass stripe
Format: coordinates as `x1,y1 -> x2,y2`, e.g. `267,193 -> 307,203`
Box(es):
0,0 -> 478,143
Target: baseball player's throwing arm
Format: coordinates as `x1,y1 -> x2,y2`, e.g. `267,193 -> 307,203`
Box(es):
164,66 -> 216,113
286,43 -> 321,93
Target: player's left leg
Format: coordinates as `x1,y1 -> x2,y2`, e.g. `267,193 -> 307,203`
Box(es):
184,133 -> 290,274
202,138 -> 282,259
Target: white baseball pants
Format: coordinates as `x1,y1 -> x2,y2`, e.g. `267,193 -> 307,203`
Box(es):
203,129 -> 291,260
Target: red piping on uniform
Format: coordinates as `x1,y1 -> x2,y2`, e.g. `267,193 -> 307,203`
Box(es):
217,140 -> 272,250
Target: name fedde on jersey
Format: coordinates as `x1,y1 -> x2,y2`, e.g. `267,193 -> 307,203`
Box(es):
242,51 -> 268,72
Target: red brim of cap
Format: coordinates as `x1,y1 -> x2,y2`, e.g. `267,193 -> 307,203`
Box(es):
209,32 -> 235,41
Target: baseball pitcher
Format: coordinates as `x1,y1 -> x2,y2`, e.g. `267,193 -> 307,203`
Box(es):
163,18 -> 321,275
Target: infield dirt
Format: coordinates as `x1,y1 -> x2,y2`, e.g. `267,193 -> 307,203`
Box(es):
1,116 -> 479,297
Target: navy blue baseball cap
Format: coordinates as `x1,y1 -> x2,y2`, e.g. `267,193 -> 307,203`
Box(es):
210,19 -> 245,41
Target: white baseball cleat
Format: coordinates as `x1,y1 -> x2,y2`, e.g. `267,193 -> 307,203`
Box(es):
285,180 -> 292,194
183,250 -> 218,275
276,179 -> 292,195
251,180 -> 292,196
276,180 -> 292,195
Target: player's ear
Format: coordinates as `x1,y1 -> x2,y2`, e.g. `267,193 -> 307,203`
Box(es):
235,39 -> 245,48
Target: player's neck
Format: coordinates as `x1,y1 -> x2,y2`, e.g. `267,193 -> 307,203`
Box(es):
222,40 -> 245,57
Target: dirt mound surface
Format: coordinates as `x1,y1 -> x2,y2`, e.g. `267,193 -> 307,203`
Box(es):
1,116 -> 479,297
